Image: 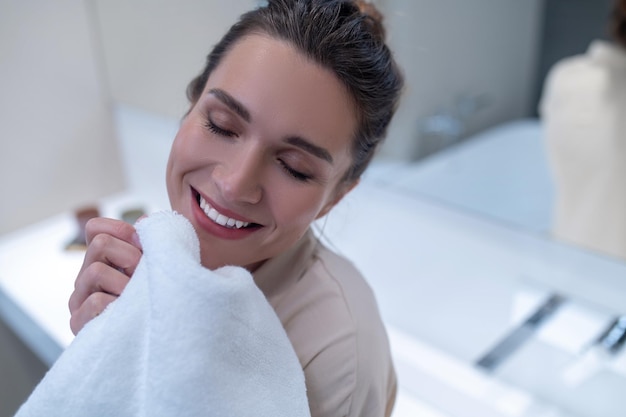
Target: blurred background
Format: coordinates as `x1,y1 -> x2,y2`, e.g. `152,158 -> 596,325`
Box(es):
0,0 -> 610,233
1,1 -> 623,416
0,0 -> 615,234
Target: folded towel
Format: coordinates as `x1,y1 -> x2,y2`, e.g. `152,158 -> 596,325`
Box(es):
16,211 -> 310,417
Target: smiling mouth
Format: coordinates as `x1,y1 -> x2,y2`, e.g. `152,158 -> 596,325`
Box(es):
193,190 -> 259,229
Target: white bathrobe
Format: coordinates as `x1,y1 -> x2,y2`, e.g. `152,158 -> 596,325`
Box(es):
15,211 -> 310,417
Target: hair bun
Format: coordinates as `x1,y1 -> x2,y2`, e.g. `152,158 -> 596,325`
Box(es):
354,0 -> 386,41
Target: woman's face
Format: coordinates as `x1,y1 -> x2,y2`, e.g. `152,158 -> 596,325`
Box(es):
166,34 -> 358,271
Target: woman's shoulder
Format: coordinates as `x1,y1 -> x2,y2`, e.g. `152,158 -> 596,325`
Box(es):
298,236 -> 384,336
278,237 -> 395,417
276,236 -> 389,356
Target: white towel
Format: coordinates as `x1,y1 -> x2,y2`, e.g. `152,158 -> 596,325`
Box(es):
15,210 -> 310,417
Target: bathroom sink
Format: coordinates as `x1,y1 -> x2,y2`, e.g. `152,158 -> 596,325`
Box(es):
318,181 -> 626,417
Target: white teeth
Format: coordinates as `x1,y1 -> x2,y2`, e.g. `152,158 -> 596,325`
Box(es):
216,214 -> 228,226
199,195 -> 250,229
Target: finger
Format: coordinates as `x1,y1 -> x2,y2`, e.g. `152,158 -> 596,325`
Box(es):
78,232 -> 143,278
85,217 -> 142,250
70,261 -> 130,313
69,292 -> 117,335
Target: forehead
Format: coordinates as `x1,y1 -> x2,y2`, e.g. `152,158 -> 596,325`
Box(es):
203,34 -> 357,164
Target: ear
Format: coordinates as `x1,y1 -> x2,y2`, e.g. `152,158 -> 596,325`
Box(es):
315,178 -> 360,220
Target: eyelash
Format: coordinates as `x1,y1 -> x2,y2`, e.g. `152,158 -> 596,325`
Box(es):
205,119 -> 236,138
278,159 -> 312,182
206,118 -> 312,183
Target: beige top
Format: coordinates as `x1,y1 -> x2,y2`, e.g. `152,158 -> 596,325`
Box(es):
539,40 -> 626,260
253,229 -> 396,417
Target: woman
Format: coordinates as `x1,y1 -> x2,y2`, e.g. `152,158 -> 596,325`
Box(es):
69,0 -> 404,416
539,0 -> 626,260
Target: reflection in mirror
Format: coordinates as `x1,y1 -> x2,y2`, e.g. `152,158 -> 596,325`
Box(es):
539,0 -> 626,261
375,0 -> 625,264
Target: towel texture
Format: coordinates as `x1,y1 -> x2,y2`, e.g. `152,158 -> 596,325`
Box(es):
16,210 -> 310,417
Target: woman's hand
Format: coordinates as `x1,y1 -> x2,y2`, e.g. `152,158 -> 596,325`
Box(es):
68,217 -> 143,335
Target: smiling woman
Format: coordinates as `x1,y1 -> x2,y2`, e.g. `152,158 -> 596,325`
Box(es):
68,1 -> 404,416
167,34 -> 359,271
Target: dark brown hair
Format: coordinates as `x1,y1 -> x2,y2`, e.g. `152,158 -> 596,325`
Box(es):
610,0 -> 626,47
186,0 -> 404,183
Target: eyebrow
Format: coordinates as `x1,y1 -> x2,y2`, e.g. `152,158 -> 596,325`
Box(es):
286,136 -> 333,164
208,88 -> 333,164
208,88 -> 250,122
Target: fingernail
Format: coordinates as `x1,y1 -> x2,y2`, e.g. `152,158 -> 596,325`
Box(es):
132,232 -> 142,249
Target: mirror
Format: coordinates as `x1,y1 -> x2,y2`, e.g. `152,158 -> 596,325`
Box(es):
370,0 -> 626,265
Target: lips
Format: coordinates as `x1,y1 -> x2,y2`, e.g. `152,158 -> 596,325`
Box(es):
192,188 -> 259,230
199,195 -> 250,229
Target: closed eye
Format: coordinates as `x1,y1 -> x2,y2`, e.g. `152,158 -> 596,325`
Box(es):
205,119 -> 237,138
278,159 -> 312,182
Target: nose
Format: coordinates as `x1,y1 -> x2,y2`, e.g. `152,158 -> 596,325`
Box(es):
213,146 -> 263,205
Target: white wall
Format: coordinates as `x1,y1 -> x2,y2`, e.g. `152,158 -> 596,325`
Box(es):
379,0 -> 545,160
92,0 -> 259,120
0,0 -> 125,234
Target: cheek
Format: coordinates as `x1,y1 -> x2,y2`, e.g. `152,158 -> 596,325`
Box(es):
167,122 -> 211,174
166,125 -> 202,194
271,186 -> 330,230
166,133 -> 186,186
